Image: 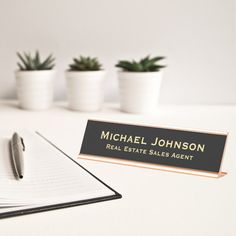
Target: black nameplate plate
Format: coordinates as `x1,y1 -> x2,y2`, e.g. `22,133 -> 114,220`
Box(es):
80,120 -> 228,177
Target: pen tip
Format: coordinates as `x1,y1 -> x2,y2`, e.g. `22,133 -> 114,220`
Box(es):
19,175 -> 23,179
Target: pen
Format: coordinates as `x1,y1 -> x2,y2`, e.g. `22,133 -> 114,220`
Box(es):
10,132 -> 25,179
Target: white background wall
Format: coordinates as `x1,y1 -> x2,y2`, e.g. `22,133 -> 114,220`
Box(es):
0,0 -> 235,104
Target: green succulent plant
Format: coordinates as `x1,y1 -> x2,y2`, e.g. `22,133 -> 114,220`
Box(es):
17,51 -> 55,71
69,56 -> 102,71
116,55 -> 166,72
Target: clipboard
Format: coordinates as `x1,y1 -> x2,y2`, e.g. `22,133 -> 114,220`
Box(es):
0,131 -> 121,219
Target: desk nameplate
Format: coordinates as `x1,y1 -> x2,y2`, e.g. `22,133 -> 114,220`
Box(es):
79,120 -> 228,178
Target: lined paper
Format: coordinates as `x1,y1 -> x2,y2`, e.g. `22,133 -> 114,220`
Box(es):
0,130 -> 115,213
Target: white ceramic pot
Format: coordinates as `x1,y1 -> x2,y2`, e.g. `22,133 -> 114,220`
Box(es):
15,70 -> 55,110
118,71 -> 163,114
65,71 -> 106,112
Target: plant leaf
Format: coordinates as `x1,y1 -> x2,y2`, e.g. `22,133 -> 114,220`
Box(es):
17,62 -> 25,71
17,52 -> 30,70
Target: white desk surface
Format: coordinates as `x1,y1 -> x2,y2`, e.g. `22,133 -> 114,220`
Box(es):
0,100 -> 235,236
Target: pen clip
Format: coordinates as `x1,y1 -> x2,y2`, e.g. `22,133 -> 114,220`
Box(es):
21,137 -> 25,151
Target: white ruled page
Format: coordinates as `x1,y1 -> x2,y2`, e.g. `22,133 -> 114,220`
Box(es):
0,130 -> 115,210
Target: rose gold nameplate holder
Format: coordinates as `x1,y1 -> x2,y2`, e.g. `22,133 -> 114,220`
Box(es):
79,120 -> 228,178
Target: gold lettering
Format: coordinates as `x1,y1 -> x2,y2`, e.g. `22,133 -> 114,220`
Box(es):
141,137 -> 147,145
158,139 -> 166,147
165,140 -> 173,148
120,134 -> 127,142
134,136 -> 141,144
189,143 -> 197,151
182,142 -> 189,150
197,144 -> 205,152
113,134 -> 120,141
151,137 -> 158,146
173,141 -> 181,149
101,131 -> 110,140
127,136 -> 133,143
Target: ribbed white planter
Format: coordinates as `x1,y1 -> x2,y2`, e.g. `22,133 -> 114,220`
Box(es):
118,71 -> 163,114
65,71 -> 106,112
15,70 -> 55,110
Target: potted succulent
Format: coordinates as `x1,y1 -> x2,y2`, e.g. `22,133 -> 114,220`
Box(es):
116,55 -> 166,114
15,51 -> 55,110
65,56 -> 106,111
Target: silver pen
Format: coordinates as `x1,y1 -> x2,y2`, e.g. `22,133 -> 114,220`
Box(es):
10,132 -> 25,179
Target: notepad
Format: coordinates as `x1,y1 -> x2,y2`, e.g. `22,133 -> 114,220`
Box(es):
0,130 -> 121,218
